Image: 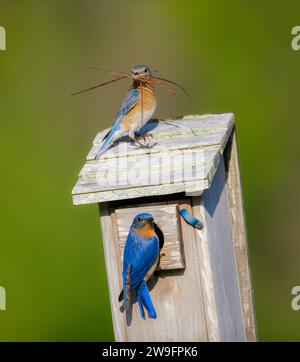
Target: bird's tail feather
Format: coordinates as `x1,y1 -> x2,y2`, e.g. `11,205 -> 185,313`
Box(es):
96,138 -> 111,159
96,126 -> 119,159
137,294 -> 145,319
137,280 -> 157,319
122,265 -> 131,311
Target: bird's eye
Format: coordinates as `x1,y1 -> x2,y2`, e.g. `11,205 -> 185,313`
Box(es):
144,68 -> 148,72
137,217 -> 141,222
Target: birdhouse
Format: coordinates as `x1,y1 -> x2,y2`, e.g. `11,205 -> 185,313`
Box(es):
72,113 -> 257,342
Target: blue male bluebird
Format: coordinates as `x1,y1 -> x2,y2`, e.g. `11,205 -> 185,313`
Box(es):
96,65 -> 157,158
118,213 -> 159,319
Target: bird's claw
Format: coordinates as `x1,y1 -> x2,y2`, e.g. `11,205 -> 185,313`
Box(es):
133,138 -> 157,150
144,133 -> 154,141
136,133 -> 154,142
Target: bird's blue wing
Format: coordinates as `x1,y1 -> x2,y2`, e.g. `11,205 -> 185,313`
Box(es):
96,89 -> 140,158
116,88 -> 140,120
137,280 -> 157,319
123,228 -> 159,291
104,88 -> 140,136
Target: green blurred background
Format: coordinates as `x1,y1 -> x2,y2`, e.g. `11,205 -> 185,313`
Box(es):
0,0 -> 300,341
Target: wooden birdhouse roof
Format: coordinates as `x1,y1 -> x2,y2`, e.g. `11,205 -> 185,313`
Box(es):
72,113 -> 235,205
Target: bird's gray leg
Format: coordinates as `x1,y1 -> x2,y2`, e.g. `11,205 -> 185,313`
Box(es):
136,132 -> 154,143
143,133 -> 157,147
129,129 -> 154,149
131,136 -> 151,149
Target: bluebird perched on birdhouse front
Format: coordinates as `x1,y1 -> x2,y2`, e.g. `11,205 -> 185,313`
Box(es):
118,213 -> 159,319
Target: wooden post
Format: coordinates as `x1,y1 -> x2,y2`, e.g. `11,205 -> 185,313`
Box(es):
72,113 -> 257,341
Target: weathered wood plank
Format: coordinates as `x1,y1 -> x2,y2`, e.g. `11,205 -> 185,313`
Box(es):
191,197 -> 220,341
92,113 -> 234,146
86,129 -> 231,161
99,203 -> 127,341
193,157 -> 245,341
78,147 -> 217,180
224,129 -> 257,341
73,179 -> 209,205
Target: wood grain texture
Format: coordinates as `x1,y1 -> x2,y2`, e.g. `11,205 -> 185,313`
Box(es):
224,129 -> 257,341
103,198 -> 208,342
193,158 -> 245,341
99,203 -> 127,341
191,198 -> 220,341
92,114 -> 234,148
72,113 -> 235,205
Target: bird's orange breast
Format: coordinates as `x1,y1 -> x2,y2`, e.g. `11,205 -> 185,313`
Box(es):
137,87 -> 156,109
134,224 -> 157,239
121,84 -> 156,131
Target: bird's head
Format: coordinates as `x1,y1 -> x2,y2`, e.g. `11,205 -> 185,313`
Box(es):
131,64 -> 152,80
132,213 -> 154,229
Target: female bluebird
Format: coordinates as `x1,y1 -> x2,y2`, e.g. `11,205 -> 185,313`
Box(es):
95,65 -> 157,158
119,213 -> 159,319
72,64 -> 191,158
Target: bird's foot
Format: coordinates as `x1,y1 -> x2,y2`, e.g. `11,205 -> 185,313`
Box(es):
133,138 -> 157,150
136,132 -> 154,143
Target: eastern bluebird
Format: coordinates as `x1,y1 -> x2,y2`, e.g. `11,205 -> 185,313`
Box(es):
118,213 -> 159,319
96,65 -> 157,158
72,64 -> 192,158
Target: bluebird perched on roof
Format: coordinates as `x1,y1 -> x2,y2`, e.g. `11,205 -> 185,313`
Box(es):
72,64 -> 191,158
118,213 -> 159,319
95,65 -> 157,158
